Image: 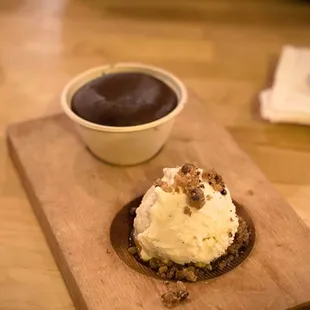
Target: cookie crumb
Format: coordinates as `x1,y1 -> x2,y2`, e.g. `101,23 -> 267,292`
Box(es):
154,178 -> 173,193
195,262 -> 206,268
149,258 -> 160,270
128,247 -> 137,255
206,194 -> 212,200
188,188 -> 205,209
106,249 -> 111,254
158,266 -> 168,278
181,163 -> 196,174
161,281 -> 189,308
203,169 -> 225,192
154,178 -> 163,187
185,270 -> 197,282
174,163 -> 206,210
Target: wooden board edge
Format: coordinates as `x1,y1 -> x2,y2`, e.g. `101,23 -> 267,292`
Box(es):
6,130 -> 87,310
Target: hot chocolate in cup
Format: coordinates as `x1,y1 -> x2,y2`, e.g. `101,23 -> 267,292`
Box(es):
61,63 -> 187,165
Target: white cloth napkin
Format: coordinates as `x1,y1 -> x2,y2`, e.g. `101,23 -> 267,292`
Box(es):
260,45 -> 310,125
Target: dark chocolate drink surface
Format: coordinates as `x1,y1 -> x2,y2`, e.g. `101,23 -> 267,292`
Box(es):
71,72 -> 178,127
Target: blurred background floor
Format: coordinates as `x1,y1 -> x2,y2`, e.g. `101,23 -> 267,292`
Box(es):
1,0 -> 310,309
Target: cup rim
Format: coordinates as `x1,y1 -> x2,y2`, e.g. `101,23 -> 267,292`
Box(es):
60,63 -> 188,133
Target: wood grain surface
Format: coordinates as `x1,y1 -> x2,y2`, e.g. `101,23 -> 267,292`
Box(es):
1,0 -> 310,309
7,91 -> 310,310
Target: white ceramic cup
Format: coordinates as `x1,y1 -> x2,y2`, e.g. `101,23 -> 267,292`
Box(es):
61,63 -> 187,165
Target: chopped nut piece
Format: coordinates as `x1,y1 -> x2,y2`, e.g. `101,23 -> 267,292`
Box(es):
175,269 -> 186,280
149,258 -> 160,270
195,262 -> 206,269
161,281 -> 189,309
154,178 -> 173,192
189,188 -> 203,201
159,266 -> 168,273
217,261 -> 226,271
172,163 -> 210,211
166,266 -> 177,279
180,163 -> 196,174
163,183 -> 173,192
186,266 -> 195,273
174,173 -> 187,189
128,247 -> 137,255
158,266 -> 169,278
188,188 -> 205,209
166,260 -> 174,267
154,178 -> 163,187
161,292 -> 179,308
177,290 -> 189,301
185,270 -> 197,282
203,169 -> 225,192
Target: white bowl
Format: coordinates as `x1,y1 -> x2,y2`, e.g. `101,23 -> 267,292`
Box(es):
61,63 -> 187,165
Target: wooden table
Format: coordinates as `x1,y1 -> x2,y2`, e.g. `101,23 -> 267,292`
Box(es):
1,1 -> 310,309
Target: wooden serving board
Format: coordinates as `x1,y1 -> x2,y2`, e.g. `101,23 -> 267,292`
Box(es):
7,93 -> 310,310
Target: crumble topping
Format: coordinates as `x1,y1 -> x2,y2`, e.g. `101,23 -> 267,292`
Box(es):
129,216 -> 251,282
155,178 -> 173,193
153,163 -> 227,211
161,281 -> 189,308
128,246 -> 138,255
187,187 -> 205,210
202,168 -> 226,193
180,163 -> 196,174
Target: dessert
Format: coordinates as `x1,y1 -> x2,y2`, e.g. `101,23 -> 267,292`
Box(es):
129,163 -> 251,282
71,72 -> 178,127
